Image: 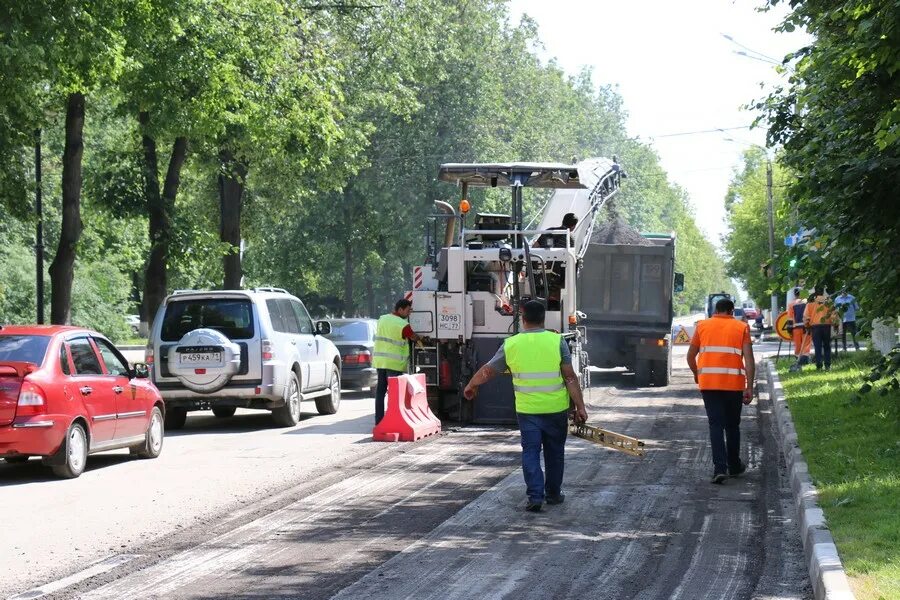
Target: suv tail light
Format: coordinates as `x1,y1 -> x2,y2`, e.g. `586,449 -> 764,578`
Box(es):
262,339 -> 274,361
342,351 -> 371,366
145,345 -> 154,365
17,381 -> 47,417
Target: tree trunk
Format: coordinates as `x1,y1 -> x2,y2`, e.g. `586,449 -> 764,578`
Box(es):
365,269 -> 375,318
381,238 -> 394,312
142,112 -> 188,328
342,187 -> 354,315
218,149 -> 247,289
49,92 -> 85,325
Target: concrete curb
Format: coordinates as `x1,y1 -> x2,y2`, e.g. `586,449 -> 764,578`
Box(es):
764,360 -> 856,600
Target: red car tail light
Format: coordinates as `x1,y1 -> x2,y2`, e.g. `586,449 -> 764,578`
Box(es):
17,380 -> 47,417
342,351 -> 372,366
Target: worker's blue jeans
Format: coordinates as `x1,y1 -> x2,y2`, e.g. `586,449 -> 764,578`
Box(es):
701,390 -> 743,475
517,410 -> 569,504
375,369 -> 404,424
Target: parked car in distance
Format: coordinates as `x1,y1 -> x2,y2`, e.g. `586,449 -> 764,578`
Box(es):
740,301 -> 759,321
732,307 -> 749,323
146,288 -> 342,429
125,315 -> 141,335
0,325 -> 164,478
325,319 -> 377,390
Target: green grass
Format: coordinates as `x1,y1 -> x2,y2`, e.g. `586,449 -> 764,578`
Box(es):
119,336 -> 148,347
776,353 -> 900,600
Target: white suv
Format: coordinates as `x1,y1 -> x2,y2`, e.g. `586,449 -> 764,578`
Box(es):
146,288 -> 341,429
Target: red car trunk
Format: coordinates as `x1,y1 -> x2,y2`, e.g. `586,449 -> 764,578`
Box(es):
0,363 -> 28,426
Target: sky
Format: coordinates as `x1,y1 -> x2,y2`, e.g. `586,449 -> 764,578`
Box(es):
507,0 -> 809,249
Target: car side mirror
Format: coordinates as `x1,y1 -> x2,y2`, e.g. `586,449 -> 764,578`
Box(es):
315,321 -> 332,335
132,362 -> 150,379
674,272 -> 685,293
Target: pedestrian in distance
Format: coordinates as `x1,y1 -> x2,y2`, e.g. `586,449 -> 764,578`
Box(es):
463,300 -> 588,513
686,298 -> 755,484
372,298 -> 422,425
803,288 -> 835,371
834,287 -> 861,351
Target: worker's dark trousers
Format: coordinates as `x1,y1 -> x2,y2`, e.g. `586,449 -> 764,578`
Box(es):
811,324 -> 832,369
701,390 -> 743,475
842,321 -> 859,351
517,410 -> 569,504
374,368 -> 404,425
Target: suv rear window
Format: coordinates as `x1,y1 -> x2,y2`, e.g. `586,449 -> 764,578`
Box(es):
161,299 -> 255,342
0,335 -> 51,365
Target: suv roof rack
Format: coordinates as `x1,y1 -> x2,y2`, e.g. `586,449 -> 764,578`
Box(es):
172,289 -> 201,295
253,287 -> 289,294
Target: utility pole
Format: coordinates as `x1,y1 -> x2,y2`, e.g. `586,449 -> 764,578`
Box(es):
766,159 -> 778,322
35,129 -> 45,324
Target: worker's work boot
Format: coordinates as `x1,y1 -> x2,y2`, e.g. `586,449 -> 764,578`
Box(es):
525,501 -> 543,513
545,494 -> 565,505
728,462 -> 747,477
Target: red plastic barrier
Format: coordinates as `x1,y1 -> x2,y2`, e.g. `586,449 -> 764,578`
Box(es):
372,373 -> 442,442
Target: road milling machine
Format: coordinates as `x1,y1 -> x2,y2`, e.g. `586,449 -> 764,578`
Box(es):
408,159 -> 624,425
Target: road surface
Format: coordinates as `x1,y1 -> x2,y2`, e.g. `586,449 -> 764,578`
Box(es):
1,343 -> 810,599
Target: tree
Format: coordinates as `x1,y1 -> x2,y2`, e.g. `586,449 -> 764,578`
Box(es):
723,147 -> 790,306
2,1 -> 128,324
759,0 -> 900,318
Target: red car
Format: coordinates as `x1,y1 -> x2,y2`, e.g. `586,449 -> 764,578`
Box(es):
0,325 -> 164,478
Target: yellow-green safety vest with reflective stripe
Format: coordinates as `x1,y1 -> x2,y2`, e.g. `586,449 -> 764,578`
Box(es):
504,330 -> 569,414
372,313 -> 409,372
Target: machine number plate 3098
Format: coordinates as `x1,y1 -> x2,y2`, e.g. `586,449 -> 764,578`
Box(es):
438,313 -> 461,331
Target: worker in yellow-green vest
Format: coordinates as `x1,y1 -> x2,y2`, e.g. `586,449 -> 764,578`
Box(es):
463,300 -> 588,513
373,298 -> 422,425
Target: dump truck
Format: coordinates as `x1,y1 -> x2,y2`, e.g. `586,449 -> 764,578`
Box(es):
578,233 -> 683,387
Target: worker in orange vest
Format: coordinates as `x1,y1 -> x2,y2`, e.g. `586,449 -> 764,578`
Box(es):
804,288 -> 836,370
687,298 -> 755,484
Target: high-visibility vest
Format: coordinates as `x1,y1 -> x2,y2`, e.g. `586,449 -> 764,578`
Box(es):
695,315 -> 748,391
504,330 -> 569,414
804,300 -> 834,326
372,314 -> 409,372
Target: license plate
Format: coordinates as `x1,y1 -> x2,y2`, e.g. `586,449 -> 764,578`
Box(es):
180,352 -> 222,364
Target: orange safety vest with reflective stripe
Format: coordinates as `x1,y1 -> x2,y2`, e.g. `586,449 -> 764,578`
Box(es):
694,314 -> 749,391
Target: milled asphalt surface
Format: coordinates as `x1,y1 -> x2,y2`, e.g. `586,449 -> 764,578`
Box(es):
3,344 -> 811,599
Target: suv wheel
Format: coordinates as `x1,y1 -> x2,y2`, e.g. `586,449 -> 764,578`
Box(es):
165,407 -> 188,430
272,371 -> 301,427
315,365 -> 341,415
212,406 -> 237,418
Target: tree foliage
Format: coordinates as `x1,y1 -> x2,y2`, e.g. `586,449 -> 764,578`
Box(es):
1,0 -> 735,335
758,0 -> 900,319
723,147 -> 791,307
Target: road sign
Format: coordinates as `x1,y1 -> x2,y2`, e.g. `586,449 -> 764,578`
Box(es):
673,326 -> 691,345
774,310 -> 792,341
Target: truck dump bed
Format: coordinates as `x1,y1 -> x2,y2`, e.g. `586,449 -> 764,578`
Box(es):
578,237 -> 675,331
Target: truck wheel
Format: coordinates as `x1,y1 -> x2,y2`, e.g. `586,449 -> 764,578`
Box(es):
212,406 -> 237,418
634,359 -> 651,387
51,422 -> 88,479
315,366 -> 341,415
272,371 -> 302,427
165,407 -> 187,430
652,359 -> 670,387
